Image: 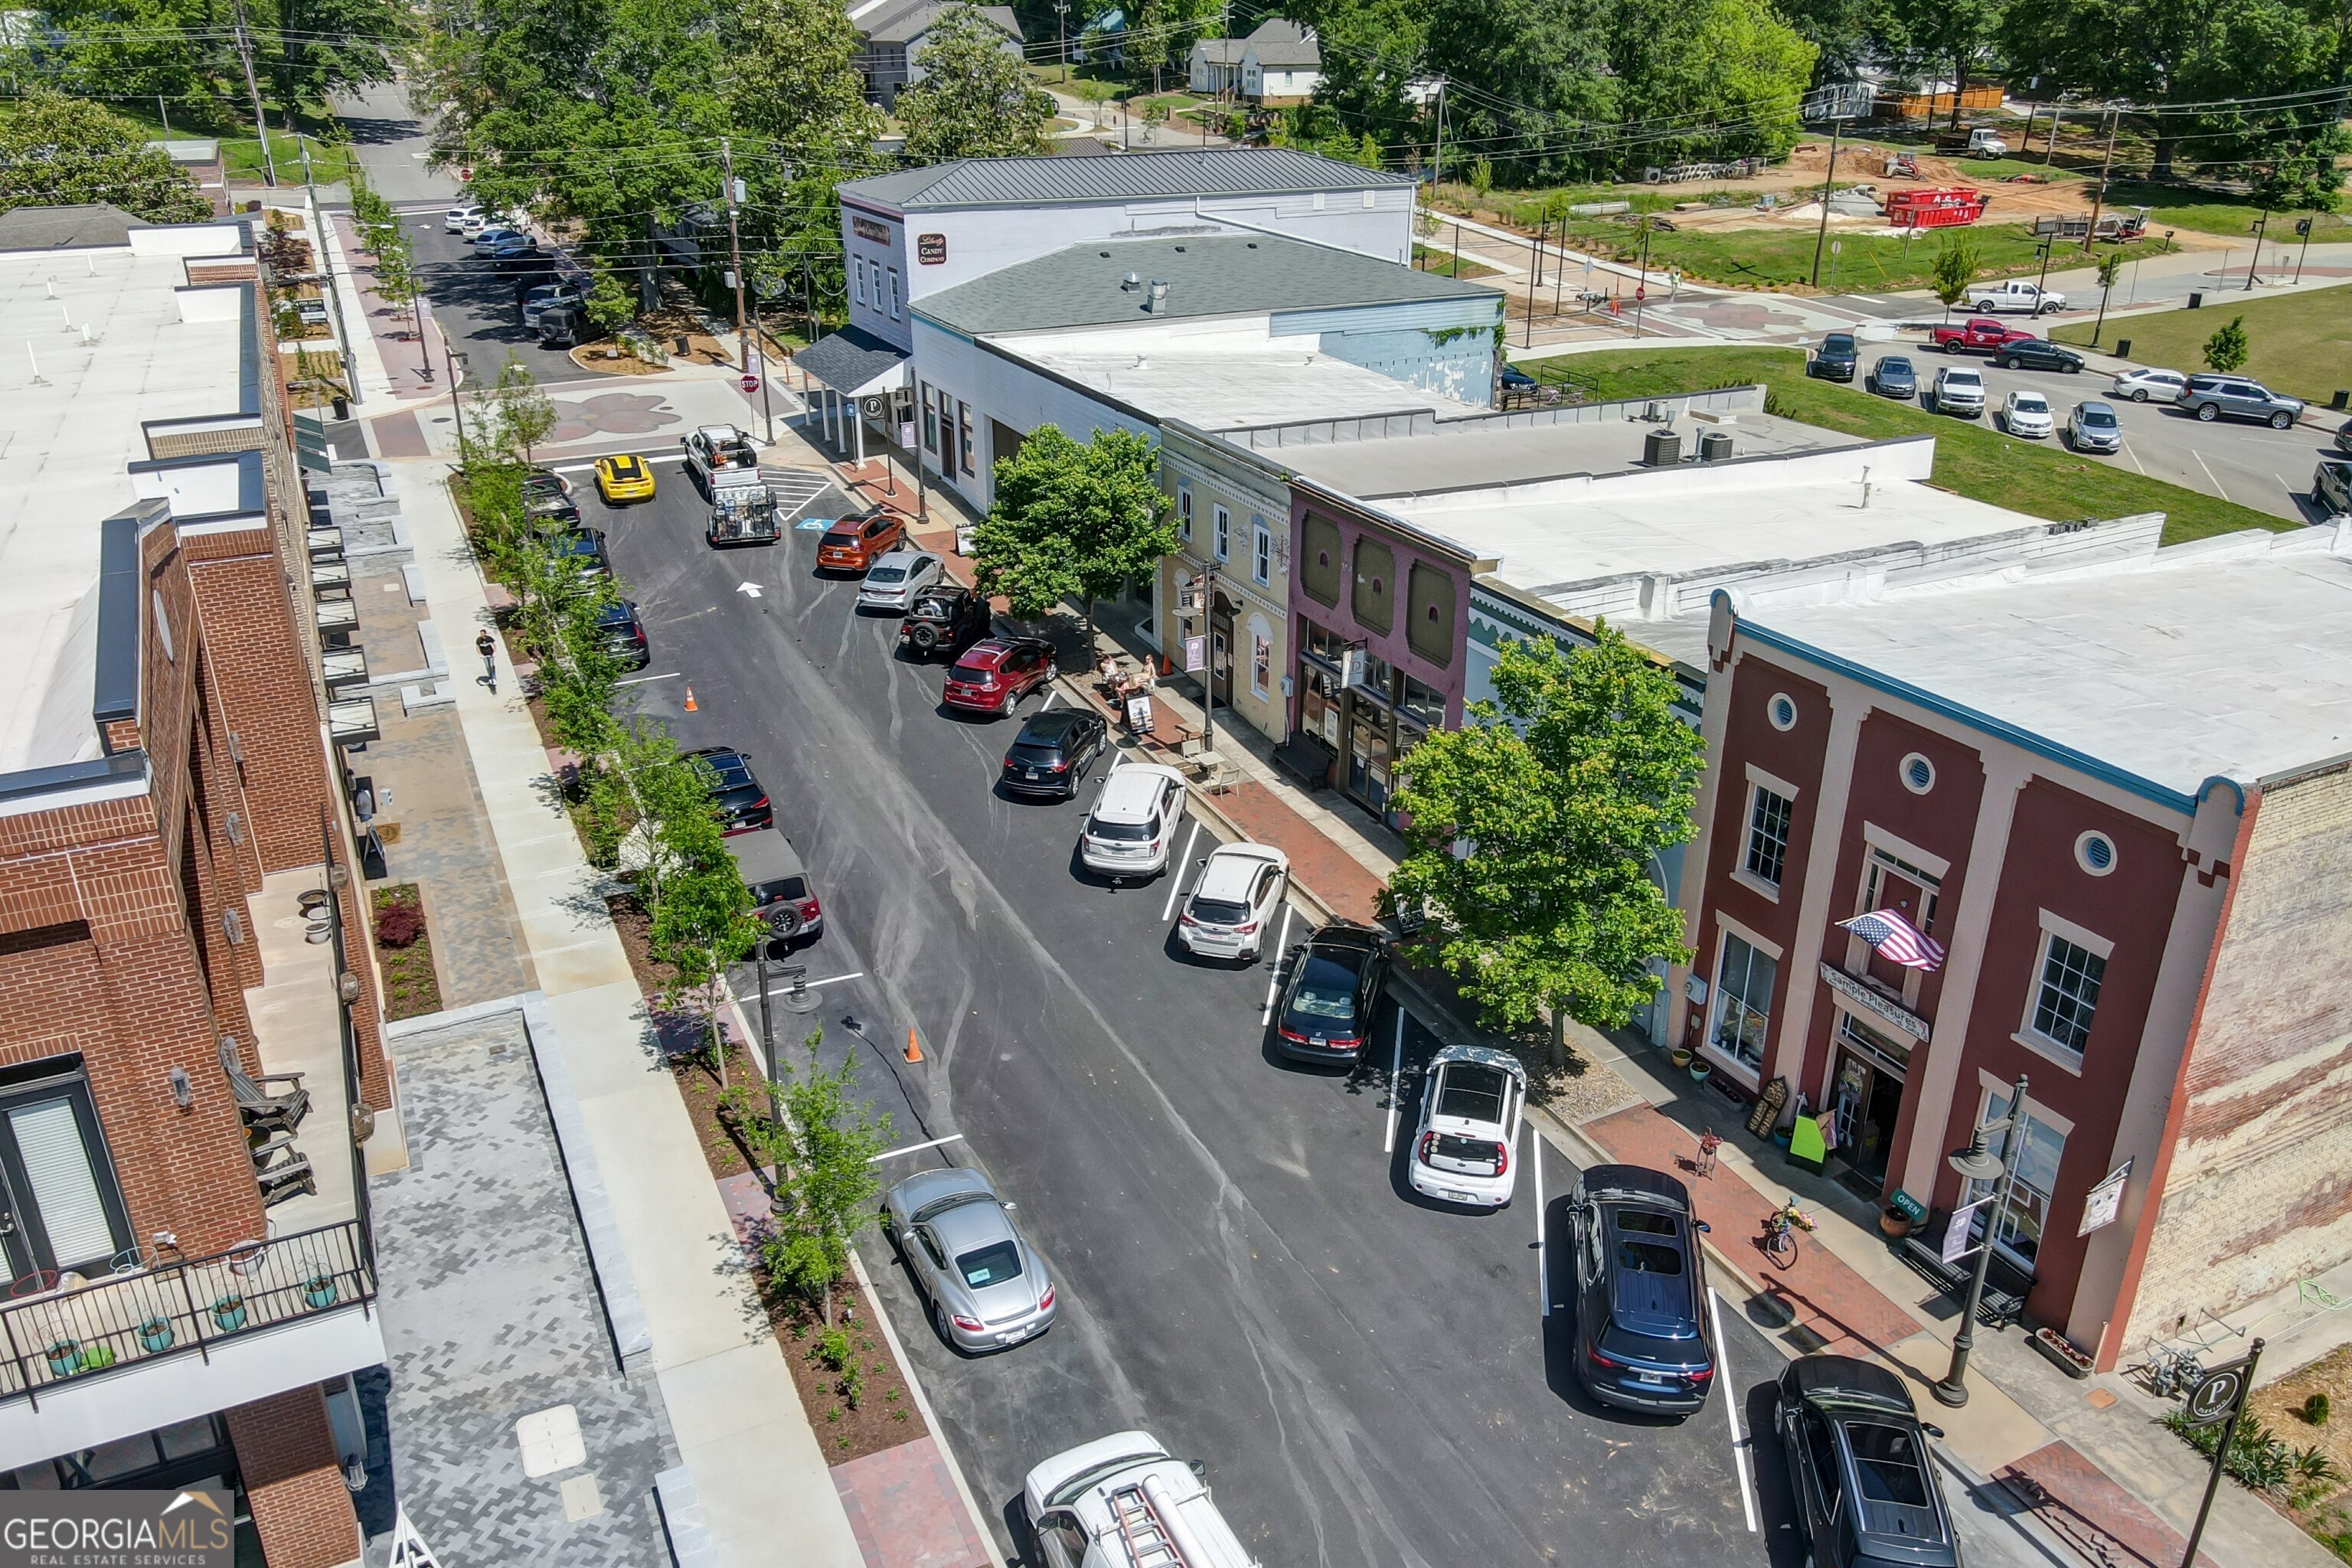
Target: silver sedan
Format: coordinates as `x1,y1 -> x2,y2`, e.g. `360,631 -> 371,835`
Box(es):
856,548 -> 944,612
881,1166 -> 1057,1353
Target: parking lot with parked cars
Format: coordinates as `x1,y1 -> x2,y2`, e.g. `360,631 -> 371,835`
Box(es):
538,443 -> 2064,1568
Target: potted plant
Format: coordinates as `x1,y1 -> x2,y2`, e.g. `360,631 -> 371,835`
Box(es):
302,1273 -> 339,1310
1669,1045 -> 1694,1070
136,1315 -> 175,1353
1688,1057 -> 1712,1080
42,1339 -> 80,1377
2033,1325 -> 2094,1380
1880,1205 -> 1914,1240
213,1292 -> 247,1331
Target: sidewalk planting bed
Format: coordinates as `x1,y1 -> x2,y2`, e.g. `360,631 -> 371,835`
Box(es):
371,884 -> 444,1020
1534,345 -> 2298,545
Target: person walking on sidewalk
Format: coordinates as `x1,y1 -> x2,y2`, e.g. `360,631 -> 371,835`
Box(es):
476,629 -> 498,694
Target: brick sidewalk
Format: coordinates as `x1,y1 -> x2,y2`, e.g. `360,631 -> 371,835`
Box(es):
1998,1440 -> 2222,1568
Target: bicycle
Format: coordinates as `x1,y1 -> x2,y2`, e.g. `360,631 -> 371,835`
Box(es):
2136,1341 -> 2206,1399
1762,1198 -> 1816,1269
1693,1131 -> 1723,1181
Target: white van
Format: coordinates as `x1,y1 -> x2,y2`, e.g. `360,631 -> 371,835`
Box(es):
1024,1432 -> 1259,1568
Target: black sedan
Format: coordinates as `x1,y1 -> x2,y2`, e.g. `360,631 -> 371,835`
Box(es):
1272,923 -> 1385,1063
1992,338 -> 2084,374
684,746 -> 773,835
1808,332 -> 1860,382
1864,356 -> 1916,400
551,526 -> 611,580
594,598 -> 650,671
521,469 -> 571,505
1568,1165 -> 1714,1416
1000,708 -> 1109,799
1777,1355 -> 1959,1568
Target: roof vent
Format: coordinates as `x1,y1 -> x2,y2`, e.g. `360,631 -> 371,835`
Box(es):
1146,279 -> 1170,312
1122,271 -> 1142,290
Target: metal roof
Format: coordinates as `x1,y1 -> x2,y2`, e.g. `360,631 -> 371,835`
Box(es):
914,234 -> 1498,336
839,147 -> 1413,213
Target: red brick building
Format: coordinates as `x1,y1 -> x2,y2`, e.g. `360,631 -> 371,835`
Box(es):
0,216 -> 387,1562
1669,529 -> 2352,1370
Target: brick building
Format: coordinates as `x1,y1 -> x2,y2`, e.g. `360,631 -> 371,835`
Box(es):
0,214 -> 388,1562
1668,525 -> 2352,1370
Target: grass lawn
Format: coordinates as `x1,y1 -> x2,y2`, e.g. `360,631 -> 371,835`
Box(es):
1413,244 -> 1501,279
2099,182 -> 2352,245
45,99 -> 364,186
1533,345 -> 2297,546
2053,283 -> 2352,403
1544,217 -> 2173,292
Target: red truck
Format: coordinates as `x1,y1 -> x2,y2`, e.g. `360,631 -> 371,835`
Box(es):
1927,316 -> 2037,355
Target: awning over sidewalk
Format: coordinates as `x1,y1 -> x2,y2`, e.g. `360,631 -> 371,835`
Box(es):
795,325 -> 909,398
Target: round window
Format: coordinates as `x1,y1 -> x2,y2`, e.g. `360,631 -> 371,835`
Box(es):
1900,753 -> 1935,794
1768,693 -> 1798,731
2076,831 -> 2117,875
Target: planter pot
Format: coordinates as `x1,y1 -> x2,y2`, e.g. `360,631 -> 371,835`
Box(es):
137,1318 -> 175,1353
43,1341 -> 79,1377
2034,1326 -> 2094,1380
213,1297 -> 247,1332
1880,1208 -> 1915,1240
1669,1047 -> 1695,1069
302,1277 -> 339,1310
1688,1062 -> 1712,1080
1773,1131 -> 1793,1149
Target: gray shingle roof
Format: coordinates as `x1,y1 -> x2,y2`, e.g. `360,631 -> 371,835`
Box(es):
1245,19 -> 1320,67
795,324 -> 909,394
913,234 -> 1500,335
1192,38 -> 1244,64
857,0 -> 1021,44
0,204 -> 140,251
838,148 -> 1413,213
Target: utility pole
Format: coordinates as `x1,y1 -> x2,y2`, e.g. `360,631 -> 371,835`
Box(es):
230,0 -> 277,187
720,139 -> 751,389
2082,109 -> 2118,253
2044,105 -> 2060,166
1524,223 -> 1538,348
299,136 -> 361,407
1056,0 -> 1070,83
1809,116 -> 1844,286
1432,80 -> 1446,191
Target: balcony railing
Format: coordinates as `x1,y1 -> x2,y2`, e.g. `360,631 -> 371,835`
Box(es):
0,1220 -> 373,1407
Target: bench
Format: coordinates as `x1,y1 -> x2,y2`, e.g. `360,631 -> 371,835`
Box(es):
1272,733 -> 1334,792
1900,1228 -> 2030,1328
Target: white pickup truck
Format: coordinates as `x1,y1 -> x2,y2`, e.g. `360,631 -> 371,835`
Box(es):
1968,278 -> 2068,315
681,425 -> 761,489
1025,1432 -> 1259,1568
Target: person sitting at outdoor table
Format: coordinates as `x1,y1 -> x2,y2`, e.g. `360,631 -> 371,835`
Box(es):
1098,655 -> 1122,691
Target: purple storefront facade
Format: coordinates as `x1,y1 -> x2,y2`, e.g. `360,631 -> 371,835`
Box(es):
1284,479 -> 1486,825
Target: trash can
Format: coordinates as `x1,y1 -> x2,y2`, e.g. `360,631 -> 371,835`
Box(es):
2334,390 -> 2349,412
2187,292 -> 2203,309
2115,338 -> 2132,360
331,395 -> 350,421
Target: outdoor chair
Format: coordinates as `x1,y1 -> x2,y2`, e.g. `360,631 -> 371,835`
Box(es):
219,1037 -> 309,1134
251,1132 -> 318,1209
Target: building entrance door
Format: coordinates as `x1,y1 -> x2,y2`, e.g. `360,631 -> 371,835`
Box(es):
1828,1012 -> 1910,1200
1210,600 -> 1234,708
1347,713 -> 1391,813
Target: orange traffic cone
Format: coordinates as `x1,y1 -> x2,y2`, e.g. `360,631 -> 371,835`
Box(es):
683,684 -> 697,712
903,1028 -> 923,1063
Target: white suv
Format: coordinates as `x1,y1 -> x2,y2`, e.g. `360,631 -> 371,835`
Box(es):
1176,843 -> 1289,961
1408,1045 -> 1528,1208
1079,763 -> 1186,884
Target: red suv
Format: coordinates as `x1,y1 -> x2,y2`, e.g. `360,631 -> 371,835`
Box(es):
942,638 -> 1057,717
815,511 -> 906,573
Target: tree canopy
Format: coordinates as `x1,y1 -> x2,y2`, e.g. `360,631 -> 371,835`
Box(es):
1387,626 -> 1701,1042
972,425 -> 1178,637
897,5 -> 1057,162
0,93 -> 213,223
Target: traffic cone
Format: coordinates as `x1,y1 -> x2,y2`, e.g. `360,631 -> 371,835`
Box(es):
683,684 -> 697,712
903,1028 -> 923,1063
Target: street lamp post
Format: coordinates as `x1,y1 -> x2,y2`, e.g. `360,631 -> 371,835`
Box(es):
1933,1070 -> 2031,1408
2246,214 -> 2270,290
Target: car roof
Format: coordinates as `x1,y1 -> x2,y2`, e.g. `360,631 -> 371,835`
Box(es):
1015,708 -> 1095,744
1786,1352 -> 1916,1411
1306,921 -> 1382,957
724,826 -> 805,884
870,547 -> 933,566
1579,1162 -> 1691,1210
1096,762 -> 1184,818
1429,1042 -> 1524,1081
1194,843 -> 1285,900
603,452 -> 645,472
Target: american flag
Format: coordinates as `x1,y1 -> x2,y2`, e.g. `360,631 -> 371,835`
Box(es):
1838,909 -> 1947,971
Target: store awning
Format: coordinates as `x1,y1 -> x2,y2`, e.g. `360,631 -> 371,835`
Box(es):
795,325 -> 910,398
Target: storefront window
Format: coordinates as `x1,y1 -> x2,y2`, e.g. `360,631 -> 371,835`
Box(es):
1300,619 -> 1348,668
1400,673 -> 1446,729
1710,934 -> 1778,1073
1252,632 -> 1271,695
1967,1093 -> 2066,1269
1357,651 -> 1396,707
1300,664 -> 1342,748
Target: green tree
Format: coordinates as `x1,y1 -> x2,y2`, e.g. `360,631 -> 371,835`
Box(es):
2089,250 -> 2122,346
652,860 -> 763,1086
1930,234 -> 1979,319
1876,0 -> 2007,130
1386,627 -> 1700,1061
585,272 -> 639,335
733,1033 -> 890,1326
2203,314 -> 2249,373
0,93 -> 212,223
1608,0 -> 1818,164
1424,0 -> 1619,184
897,5 -> 1057,162
489,359 -> 558,465
973,425 -> 1179,645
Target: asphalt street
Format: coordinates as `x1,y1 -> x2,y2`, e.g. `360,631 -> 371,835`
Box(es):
1848,338 -> 2343,523
547,459 -> 2069,1568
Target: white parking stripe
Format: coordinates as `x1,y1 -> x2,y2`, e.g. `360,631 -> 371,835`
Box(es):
1710,1285 -> 1761,1533
1160,820 -> 1202,921
1040,688 -> 1059,711
1533,1124 -> 1548,1316
1258,904 -> 1295,1026
1383,1008 -> 1406,1153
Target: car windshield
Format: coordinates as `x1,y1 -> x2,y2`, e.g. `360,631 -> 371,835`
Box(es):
1436,1062 -> 1509,1123
1823,336 -> 1856,354
1008,742 -> 1063,763
593,604 -> 635,627
822,531 -> 858,547
1845,1423 -> 1932,1507
867,567 -> 905,583
1880,359 -> 1912,375
1431,1133 -> 1504,1169
1189,897 -> 1253,925
1945,373 -> 1981,387
956,1240 -> 1023,1290
2014,397 -> 2049,413
1089,818 -> 1155,842
2080,408 -> 2116,427
1600,1321 -> 1704,1364
949,662 -> 995,684
1292,956 -> 1360,1018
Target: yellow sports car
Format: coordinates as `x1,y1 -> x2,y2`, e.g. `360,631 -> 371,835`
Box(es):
594,452 -> 657,504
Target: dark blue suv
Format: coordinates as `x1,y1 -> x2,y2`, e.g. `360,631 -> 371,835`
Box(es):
1569,1165 -> 1715,1415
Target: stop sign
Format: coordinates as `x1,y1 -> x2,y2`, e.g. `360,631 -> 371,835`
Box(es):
739,374 -> 760,394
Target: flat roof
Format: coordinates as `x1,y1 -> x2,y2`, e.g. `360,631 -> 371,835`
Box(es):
840,147 -> 1413,213
917,234 -> 1497,336
1003,341 -> 1479,431
1742,532 -> 2352,795
0,230 -> 253,773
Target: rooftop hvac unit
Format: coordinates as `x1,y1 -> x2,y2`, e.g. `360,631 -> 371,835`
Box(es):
1642,429 -> 1682,467
1699,430 -> 1734,462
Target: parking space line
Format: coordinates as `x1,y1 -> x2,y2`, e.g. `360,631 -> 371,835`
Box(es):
2195,449 -> 2231,501
732,970 -> 867,1004
1710,1285 -> 1761,1532
1040,688 -> 1059,711
616,671 -> 679,685
1533,1125 -> 1548,1316
868,1132 -> 965,1164
1258,904 -> 1295,1025
1383,1008 -> 1406,1153
1160,821 -> 1202,921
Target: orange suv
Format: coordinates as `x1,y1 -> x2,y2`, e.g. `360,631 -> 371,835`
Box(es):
815,511 -> 905,573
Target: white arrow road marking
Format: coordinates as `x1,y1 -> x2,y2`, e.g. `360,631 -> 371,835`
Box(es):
737,582 -> 763,598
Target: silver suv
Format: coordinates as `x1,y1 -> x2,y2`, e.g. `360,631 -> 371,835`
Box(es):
2178,374 -> 2304,430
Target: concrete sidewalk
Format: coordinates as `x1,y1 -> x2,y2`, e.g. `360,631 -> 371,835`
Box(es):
379,454 -> 870,1568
